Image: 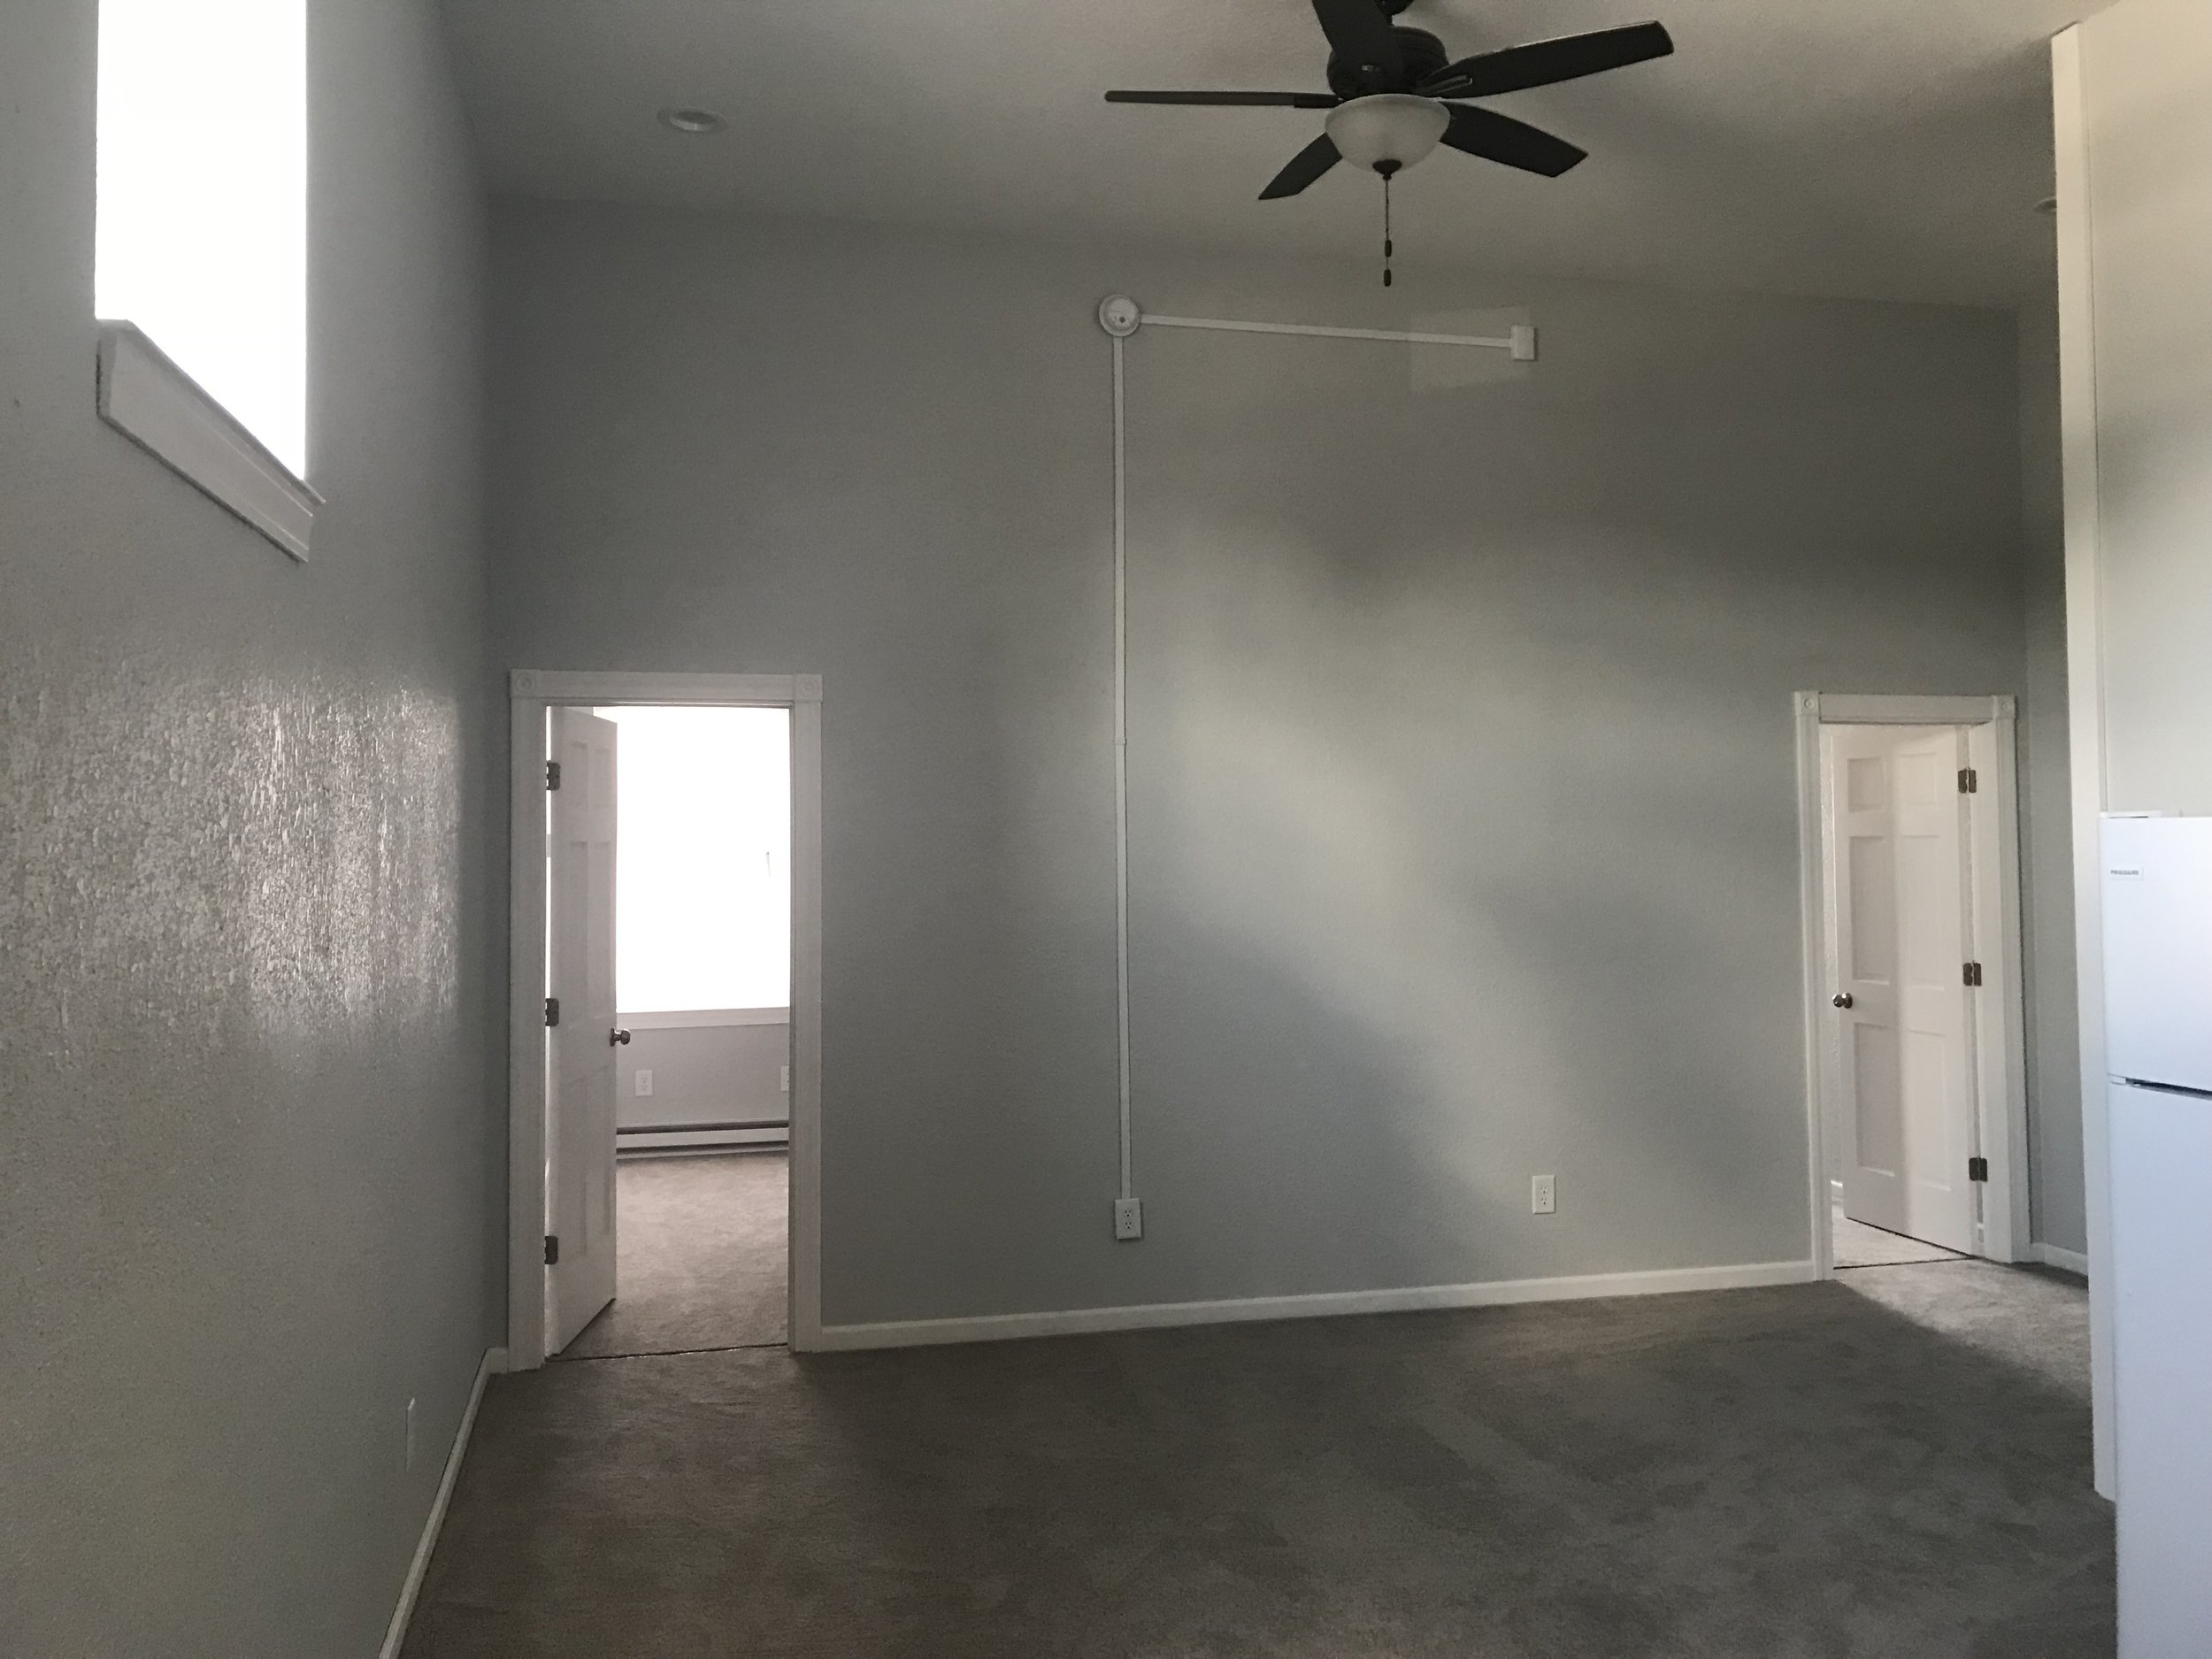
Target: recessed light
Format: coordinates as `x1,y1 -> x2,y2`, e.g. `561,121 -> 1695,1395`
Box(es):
658,107 -> 726,135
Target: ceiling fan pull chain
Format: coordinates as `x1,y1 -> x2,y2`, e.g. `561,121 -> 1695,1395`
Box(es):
1382,167 -> 1394,288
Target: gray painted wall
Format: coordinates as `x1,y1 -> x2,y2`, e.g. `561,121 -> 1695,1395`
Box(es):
0,3 -> 496,1653
619,1022 -> 790,1133
2018,291 -> 2085,1256
488,201 -> 2047,1329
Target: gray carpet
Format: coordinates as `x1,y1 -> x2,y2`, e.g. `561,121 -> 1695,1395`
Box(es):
1832,1205 -> 1967,1268
408,1259 -> 2109,1657
556,1151 -> 787,1360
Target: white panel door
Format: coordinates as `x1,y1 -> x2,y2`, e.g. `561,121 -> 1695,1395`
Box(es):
547,708 -> 619,1353
1825,725 -> 1978,1252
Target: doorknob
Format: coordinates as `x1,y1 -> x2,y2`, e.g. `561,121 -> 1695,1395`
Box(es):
1832,993 -> 1854,1010
611,1027 -> 632,1046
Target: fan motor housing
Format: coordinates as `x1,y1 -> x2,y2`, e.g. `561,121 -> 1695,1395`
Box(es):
1327,26 -> 1447,98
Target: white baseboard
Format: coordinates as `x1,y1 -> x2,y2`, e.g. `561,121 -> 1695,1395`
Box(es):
379,1345 -> 505,1659
2034,1241 -> 2091,1277
812,1260 -> 1817,1353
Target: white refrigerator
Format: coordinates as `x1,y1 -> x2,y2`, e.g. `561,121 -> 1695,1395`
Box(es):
2101,815 -> 2212,1657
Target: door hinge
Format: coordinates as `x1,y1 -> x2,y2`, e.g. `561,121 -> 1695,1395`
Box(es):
1958,767 -> 1978,795
544,1233 -> 560,1264
547,760 -> 562,790
1962,962 -> 1984,987
544,995 -> 560,1027
1968,1156 -> 1989,1183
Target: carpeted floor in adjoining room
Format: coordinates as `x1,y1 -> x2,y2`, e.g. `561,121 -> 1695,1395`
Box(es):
405,1252 -> 2109,1658
556,1150 -> 787,1360
1832,1204 -> 1968,1268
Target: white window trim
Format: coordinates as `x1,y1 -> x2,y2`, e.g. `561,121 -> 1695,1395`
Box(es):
621,1008 -> 791,1031
96,321 -> 320,561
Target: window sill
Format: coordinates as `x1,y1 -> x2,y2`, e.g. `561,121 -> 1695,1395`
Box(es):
96,321 -> 319,561
621,1008 -> 791,1031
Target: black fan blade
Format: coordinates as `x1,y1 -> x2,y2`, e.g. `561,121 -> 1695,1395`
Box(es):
1105,90 -> 1340,108
1440,104 -> 1586,176
1310,0 -> 1403,80
1422,22 -> 1673,99
1259,134 -> 1343,199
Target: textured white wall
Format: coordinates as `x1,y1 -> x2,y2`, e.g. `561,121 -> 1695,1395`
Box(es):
488,202 -> 2044,1330
0,2 -> 496,1652
2078,4 -> 2212,813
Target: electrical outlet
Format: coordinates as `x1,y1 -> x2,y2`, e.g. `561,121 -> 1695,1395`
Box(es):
1113,1196 -> 1144,1240
405,1397 -> 418,1469
780,1064 -> 790,1094
1532,1175 -> 1556,1216
634,1069 -> 654,1097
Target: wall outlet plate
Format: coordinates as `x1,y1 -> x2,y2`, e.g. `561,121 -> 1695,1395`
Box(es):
1532,1174 -> 1556,1216
634,1069 -> 654,1097
1113,1196 -> 1144,1240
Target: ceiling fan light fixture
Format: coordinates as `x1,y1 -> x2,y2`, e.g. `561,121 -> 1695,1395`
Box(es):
1325,93 -> 1449,173
657,106 -> 727,135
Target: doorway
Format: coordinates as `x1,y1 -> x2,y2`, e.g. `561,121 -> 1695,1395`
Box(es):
507,672 -> 824,1371
557,704 -> 793,1359
1793,694 -> 2031,1275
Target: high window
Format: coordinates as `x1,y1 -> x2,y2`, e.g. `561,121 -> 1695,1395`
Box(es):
96,0 -> 309,480
600,707 -> 792,1015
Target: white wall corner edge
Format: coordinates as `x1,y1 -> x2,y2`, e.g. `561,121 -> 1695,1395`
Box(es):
94,322 -> 321,562
377,1345 -> 506,1659
811,1260 -> 1817,1353
2049,18 -> 2117,1502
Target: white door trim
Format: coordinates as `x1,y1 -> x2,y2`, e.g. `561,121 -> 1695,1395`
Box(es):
1793,691 -> 2031,1276
507,669 -> 825,1368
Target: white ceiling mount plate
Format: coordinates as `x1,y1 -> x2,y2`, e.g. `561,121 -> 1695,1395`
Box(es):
1098,295 -> 1142,337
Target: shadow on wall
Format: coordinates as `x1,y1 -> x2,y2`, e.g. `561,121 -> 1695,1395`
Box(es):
1125,540 -> 1804,1294
480,206 -> 2030,1328
1113,319 -> 2005,1294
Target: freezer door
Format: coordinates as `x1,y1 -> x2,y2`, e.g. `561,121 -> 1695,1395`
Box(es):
2102,817 -> 2212,1090
2110,1080 -> 2212,1656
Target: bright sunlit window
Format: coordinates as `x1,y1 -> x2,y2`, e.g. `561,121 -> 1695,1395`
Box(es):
96,0 -> 308,476
601,708 -> 791,1014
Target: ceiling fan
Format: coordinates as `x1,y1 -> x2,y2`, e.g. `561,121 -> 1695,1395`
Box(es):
1106,0 -> 1673,204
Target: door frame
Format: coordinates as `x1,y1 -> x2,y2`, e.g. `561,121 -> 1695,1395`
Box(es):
1793,692 -> 2030,1276
506,670 -> 825,1369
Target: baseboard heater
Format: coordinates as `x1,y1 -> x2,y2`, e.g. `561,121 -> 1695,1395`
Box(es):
618,1118 -> 789,1154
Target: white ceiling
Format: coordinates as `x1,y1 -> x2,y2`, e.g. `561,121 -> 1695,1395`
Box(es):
441,0 -> 2105,308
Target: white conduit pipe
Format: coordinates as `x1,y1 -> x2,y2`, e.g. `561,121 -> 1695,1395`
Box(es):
1140,312 -> 1538,359
1094,296 -> 1536,1214
1111,329 -> 1134,1204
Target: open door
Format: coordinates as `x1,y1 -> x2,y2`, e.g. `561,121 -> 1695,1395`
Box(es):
1824,724 -> 1978,1254
547,707 -> 619,1352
